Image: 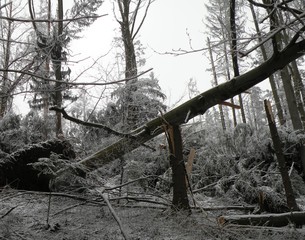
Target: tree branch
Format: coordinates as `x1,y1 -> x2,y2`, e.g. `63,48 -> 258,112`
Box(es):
132,0 -> 152,40
130,0 -> 142,37
49,106 -> 130,137
0,68 -> 153,86
0,14 -> 107,23
49,106 -> 156,152
247,0 -> 303,14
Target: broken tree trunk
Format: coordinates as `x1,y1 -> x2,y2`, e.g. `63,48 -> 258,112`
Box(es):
58,39 -> 305,173
165,124 -> 190,211
218,211 -> 305,227
0,139 -> 75,191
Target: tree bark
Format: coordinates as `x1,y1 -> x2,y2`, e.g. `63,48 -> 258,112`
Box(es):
69,38 -> 305,173
218,211 -> 305,227
264,100 -> 299,211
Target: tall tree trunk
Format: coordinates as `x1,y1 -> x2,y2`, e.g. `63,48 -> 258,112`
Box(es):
264,100 -> 299,211
230,0 -> 246,124
117,0 -> 139,130
53,0 -> 63,136
249,3 -> 285,125
262,0 -> 302,130
42,0 -> 52,139
280,67 -> 303,130
207,37 -> 226,131
223,41 -> 237,127
0,2 -> 12,118
276,10 -> 305,127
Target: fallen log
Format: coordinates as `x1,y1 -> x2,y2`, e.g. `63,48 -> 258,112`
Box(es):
0,139 -> 75,191
218,211 -> 305,227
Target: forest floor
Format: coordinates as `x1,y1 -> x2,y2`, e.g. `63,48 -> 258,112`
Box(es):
1,189 -> 305,240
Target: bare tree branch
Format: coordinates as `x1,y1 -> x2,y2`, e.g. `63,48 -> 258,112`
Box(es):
132,0 -> 152,40
49,106 -> 130,137
0,14 -> 107,23
0,68 -> 153,86
0,2 -> 12,10
130,0 -> 142,37
49,106 -> 156,151
247,0 -> 303,15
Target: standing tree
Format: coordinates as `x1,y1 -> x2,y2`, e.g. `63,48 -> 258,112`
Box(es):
0,1 -> 35,118
115,0 -> 153,130
27,0 -> 103,137
230,0 -> 246,124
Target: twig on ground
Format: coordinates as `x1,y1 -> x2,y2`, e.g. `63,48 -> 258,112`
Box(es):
46,193 -> 52,226
98,188 -> 129,240
0,206 -> 18,219
52,202 -> 88,216
104,175 -> 164,191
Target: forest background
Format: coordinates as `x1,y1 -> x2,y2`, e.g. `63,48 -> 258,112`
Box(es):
2,0 -> 305,239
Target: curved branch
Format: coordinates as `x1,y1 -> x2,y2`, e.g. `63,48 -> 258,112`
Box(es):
49,106 -> 129,137
49,106 -> 156,151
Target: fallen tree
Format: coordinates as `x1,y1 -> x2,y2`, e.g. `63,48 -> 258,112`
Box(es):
218,211 -> 305,227
0,139 -> 75,191
52,37 -> 305,174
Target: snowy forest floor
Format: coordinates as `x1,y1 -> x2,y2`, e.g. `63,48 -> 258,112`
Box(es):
1,189 -> 305,240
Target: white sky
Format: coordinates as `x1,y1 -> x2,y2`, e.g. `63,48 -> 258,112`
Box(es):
13,0 -> 271,114
69,0 -> 212,107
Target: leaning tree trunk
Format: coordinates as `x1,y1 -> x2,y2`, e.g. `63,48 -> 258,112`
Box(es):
60,38 -> 305,174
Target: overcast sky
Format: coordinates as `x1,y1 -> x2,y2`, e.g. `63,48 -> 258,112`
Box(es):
69,0 -> 211,107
